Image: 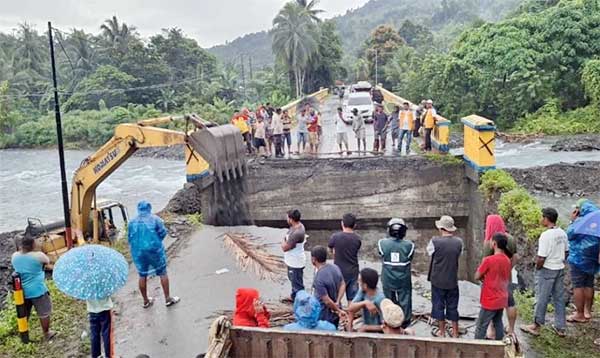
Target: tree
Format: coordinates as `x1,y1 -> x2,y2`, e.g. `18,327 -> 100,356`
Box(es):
272,2 -> 319,97
295,0 -> 324,23
582,60 -> 600,105
156,89 -> 178,111
397,20 -> 434,48
100,16 -> 136,54
304,21 -> 344,92
64,65 -> 136,110
363,25 -> 405,86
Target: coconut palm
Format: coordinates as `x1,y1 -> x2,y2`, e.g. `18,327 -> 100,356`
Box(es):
156,88 -> 177,112
100,16 -> 135,53
295,0 -> 324,23
68,29 -> 96,75
272,2 -> 319,97
13,23 -> 46,77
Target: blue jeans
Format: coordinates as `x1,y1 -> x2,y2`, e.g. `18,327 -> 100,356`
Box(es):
287,266 -> 304,300
474,308 -> 503,340
398,129 -> 412,153
344,276 -> 359,302
534,268 -> 566,330
89,310 -> 112,358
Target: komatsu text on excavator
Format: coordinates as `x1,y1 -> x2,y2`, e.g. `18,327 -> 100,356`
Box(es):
24,114 -> 246,266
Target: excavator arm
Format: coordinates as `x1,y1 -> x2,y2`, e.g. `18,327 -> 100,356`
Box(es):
68,114 -> 245,244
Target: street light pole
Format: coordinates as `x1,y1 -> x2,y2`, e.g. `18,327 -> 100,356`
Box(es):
48,22 -> 73,249
375,49 -> 379,86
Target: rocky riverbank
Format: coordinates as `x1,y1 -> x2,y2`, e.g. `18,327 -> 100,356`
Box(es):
550,134 -> 600,152
507,161 -> 600,197
0,231 -> 21,306
135,144 -> 185,160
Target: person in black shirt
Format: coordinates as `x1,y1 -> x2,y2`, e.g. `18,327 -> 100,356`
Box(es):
328,213 -> 362,302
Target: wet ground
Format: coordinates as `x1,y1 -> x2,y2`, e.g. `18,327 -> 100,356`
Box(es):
113,225 -> 523,357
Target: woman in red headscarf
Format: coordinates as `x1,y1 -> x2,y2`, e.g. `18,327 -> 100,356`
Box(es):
483,214 -> 507,257
233,288 -> 271,328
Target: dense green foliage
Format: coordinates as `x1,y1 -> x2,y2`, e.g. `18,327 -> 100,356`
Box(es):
513,99 -> 600,135
479,169 -> 544,242
380,0 -> 600,132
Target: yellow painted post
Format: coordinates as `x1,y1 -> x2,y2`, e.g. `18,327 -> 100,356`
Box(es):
461,115 -> 496,172
12,272 -> 29,343
184,143 -> 211,183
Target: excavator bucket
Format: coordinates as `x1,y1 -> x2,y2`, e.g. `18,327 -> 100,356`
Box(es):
188,124 -> 247,182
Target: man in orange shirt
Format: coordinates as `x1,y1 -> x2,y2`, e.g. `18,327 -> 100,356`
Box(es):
421,100 -> 436,152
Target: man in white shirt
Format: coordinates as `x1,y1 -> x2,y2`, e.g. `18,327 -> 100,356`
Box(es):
521,208 -> 568,337
335,107 -> 350,155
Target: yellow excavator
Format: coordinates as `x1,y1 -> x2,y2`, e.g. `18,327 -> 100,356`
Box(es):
25,114 -> 246,265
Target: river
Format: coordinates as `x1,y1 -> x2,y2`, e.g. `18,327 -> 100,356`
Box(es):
1,137 -> 599,232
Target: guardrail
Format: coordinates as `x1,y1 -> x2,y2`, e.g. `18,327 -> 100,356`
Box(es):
229,327 -> 508,358
377,86 -> 450,154
282,88 -> 329,120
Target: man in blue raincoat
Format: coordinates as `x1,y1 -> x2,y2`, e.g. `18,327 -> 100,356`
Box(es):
283,290 -> 336,331
128,201 -> 179,308
566,199 -> 600,323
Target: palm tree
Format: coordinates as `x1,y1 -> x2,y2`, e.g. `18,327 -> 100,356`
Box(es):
295,0 -> 324,23
68,29 -> 96,75
156,88 -> 177,112
100,16 -> 135,53
13,23 -> 46,77
272,2 -> 319,97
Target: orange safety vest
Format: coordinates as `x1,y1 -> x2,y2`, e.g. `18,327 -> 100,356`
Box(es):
424,109 -> 435,129
399,111 -> 415,131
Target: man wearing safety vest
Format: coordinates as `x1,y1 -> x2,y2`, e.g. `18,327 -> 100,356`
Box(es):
231,111 -> 252,153
398,101 -> 417,155
421,99 -> 437,152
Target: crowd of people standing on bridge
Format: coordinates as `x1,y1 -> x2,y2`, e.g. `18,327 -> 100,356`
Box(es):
230,96 -> 440,158
231,198 -> 600,346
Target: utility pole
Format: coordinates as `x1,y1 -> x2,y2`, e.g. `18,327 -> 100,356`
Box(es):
240,54 -> 246,101
48,22 -> 73,249
375,49 -> 379,86
248,56 -> 253,80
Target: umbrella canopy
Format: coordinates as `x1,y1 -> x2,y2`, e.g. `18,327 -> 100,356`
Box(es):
572,202 -> 600,237
53,244 -> 129,300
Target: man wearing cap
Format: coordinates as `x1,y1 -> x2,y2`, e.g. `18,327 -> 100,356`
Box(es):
427,215 -> 464,338
372,104 -> 389,154
421,100 -> 436,151
380,299 -> 415,335
398,101 -> 416,155
352,108 -> 367,152
378,218 -> 415,329
566,199 -> 600,323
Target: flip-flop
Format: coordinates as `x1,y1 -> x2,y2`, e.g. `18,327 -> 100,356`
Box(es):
143,297 -> 154,309
166,296 -> 180,307
566,315 -> 588,323
519,325 -> 540,337
431,327 -> 445,338
551,325 -> 567,337
45,331 -> 58,341
594,338 -> 600,347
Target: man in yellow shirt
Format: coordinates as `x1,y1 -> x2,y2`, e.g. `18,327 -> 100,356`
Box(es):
421,100 -> 437,152
398,102 -> 416,155
231,112 -> 252,153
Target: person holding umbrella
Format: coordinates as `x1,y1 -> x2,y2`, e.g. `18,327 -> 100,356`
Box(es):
128,200 -> 180,308
53,245 -> 129,358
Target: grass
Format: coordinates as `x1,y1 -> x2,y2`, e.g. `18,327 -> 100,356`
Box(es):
424,152 -> 463,165
0,281 -> 89,358
185,213 -> 204,229
515,290 -> 600,358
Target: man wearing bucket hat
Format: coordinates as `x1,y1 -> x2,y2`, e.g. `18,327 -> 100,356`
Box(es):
427,215 -> 464,338
380,299 -> 415,335
378,218 -> 415,329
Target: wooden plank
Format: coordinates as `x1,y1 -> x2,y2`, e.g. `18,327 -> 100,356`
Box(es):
352,337 -> 377,358
288,333 -> 311,358
377,341 -> 399,357
332,337 -> 353,358
250,334 -> 269,358
271,336 -> 290,358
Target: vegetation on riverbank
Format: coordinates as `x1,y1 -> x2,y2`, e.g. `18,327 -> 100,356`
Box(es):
0,281 -> 88,358
479,169 -> 544,241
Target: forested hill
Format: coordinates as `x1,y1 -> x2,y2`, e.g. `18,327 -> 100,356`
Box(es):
208,0 -> 523,66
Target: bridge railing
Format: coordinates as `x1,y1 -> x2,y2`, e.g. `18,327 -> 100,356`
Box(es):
282,87 -> 329,120
376,86 -> 450,153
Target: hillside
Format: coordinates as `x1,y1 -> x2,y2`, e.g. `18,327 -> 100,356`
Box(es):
207,0 -> 523,67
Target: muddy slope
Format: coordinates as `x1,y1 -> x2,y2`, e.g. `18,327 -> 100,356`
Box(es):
507,161 -> 600,197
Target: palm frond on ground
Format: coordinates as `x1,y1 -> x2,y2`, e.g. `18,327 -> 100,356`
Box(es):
221,233 -> 287,282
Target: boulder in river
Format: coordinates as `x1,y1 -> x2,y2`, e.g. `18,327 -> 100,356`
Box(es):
550,134 -> 600,152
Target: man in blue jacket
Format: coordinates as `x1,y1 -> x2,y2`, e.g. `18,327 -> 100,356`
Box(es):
567,199 -> 600,323
128,201 -> 180,308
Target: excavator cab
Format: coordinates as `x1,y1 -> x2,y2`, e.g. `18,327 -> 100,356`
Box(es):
90,200 -> 128,244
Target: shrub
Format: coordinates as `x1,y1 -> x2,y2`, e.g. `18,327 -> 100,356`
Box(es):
478,169 -> 518,199
498,187 -> 544,242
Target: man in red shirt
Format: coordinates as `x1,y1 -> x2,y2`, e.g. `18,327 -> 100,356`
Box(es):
474,233 -> 512,340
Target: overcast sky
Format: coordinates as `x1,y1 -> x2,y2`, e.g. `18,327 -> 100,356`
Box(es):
0,0 -> 370,47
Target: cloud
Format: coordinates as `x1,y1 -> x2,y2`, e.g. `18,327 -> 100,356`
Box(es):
0,0 -> 369,47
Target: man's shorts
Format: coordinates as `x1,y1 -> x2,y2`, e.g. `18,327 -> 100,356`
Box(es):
431,286 -> 459,322
25,292 -> 52,319
253,137 -> 266,149
570,264 -> 595,288
297,132 -> 307,145
308,132 -> 318,145
336,132 -> 348,146
507,283 -> 517,308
